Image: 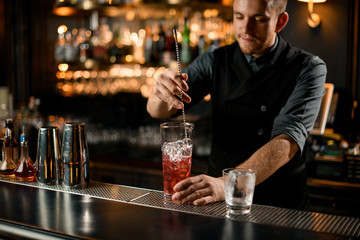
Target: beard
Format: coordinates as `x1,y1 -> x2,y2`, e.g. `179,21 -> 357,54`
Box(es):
235,33 -> 275,57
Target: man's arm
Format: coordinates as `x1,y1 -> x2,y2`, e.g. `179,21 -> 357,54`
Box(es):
146,93 -> 178,119
238,134 -> 299,184
172,134 -> 298,205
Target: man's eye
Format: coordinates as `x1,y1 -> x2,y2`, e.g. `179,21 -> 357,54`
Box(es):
234,14 -> 243,20
254,17 -> 267,22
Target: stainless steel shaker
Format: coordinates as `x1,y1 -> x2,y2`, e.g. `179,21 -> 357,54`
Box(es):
36,127 -> 62,185
61,122 -> 90,189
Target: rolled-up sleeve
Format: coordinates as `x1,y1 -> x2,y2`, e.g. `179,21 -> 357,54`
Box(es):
271,56 -> 327,152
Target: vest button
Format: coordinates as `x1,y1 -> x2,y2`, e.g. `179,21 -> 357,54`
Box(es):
258,129 -> 264,135
261,105 -> 267,112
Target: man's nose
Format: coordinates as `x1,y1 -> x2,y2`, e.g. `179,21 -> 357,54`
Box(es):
242,18 -> 254,34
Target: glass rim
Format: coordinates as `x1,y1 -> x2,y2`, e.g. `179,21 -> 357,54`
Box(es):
39,126 -> 59,130
65,122 -> 86,126
222,168 -> 257,175
160,122 -> 194,129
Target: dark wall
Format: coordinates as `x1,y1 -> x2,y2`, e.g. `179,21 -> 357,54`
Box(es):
0,0 -> 5,86
281,0 -> 349,91
281,0 -> 360,138
0,0 -> 54,104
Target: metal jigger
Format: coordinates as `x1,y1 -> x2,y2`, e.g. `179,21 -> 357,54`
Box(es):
36,127 -> 62,185
61,122 -> 90,189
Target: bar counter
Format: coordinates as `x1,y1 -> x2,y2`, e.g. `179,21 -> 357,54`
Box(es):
0,178 -> 359,240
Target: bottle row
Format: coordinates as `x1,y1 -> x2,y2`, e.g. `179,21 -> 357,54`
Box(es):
56,64 -> 162,97
54,9 -> 234,67
0,119 -> 90,189
0,119 -> 35,181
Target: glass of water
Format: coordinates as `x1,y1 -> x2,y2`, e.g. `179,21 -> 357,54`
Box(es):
223,168 -> 256,216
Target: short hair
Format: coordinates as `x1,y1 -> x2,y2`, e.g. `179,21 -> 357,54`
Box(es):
268,0 -> 288,14
232,0 -> 288,15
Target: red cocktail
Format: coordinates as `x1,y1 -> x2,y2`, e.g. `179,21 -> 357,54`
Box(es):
162,154 -> 192,196
160,122 -> 194,200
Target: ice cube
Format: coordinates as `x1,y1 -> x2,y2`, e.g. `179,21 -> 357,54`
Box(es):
162,139 -> 193,161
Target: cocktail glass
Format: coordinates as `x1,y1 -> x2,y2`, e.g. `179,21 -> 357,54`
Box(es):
223,168 -> 256,215
160,122 -> 194,201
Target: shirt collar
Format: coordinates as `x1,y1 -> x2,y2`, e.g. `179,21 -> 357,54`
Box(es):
244,35 -> 279,65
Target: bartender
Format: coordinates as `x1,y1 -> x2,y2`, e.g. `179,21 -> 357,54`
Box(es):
146,0 -> 327,209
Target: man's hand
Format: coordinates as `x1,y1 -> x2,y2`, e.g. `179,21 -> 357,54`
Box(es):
146,69 -> 191,119
171,174 -> 225,205
152,69 -> 191,109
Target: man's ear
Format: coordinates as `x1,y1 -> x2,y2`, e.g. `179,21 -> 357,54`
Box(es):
276,12 -> 289,33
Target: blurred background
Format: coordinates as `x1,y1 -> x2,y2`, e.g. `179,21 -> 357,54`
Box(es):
0,0 -> 359,216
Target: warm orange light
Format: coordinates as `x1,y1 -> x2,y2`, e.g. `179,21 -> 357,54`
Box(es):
222,0 -> 232,6
298,0 -> 327,28
126,11 -> 135,21
204,94 -> 211,102
48,115 -> 55,122
58,63 -> 69,72
125,55 -> 133,62
57,25 -> 68,35
59,72 -> 66,79
53,6 -> 77,16
298,0 -> 326,2
169,9 -> 176,16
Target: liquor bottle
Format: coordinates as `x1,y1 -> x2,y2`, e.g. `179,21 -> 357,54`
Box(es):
151,20 -> 160,63
198,35 -> 206,56
108,20 -> 122,64
144,24 -> 153,63
90,12 -> 108,63
162,21 -> 175,66
55,31 -> 65,62
64,31 -> 77,63
180,17 -> 192,64
157,19 -> 166,64
0,141 -> 16,176
14,128 -> 36,181
79,28 -> 91,63
1,119 -> 19,165
0,120 -> 17,176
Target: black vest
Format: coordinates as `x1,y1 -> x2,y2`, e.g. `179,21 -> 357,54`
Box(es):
209,37 -> 312,209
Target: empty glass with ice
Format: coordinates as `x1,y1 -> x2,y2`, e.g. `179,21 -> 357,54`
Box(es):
223,168 -> 256,215
160,122 -> 194,200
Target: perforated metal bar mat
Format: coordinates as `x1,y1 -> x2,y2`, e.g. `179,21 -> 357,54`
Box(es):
1,178 -> 359,238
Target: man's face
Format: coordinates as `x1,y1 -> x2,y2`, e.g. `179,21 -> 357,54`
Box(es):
233,0 -> 281,57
